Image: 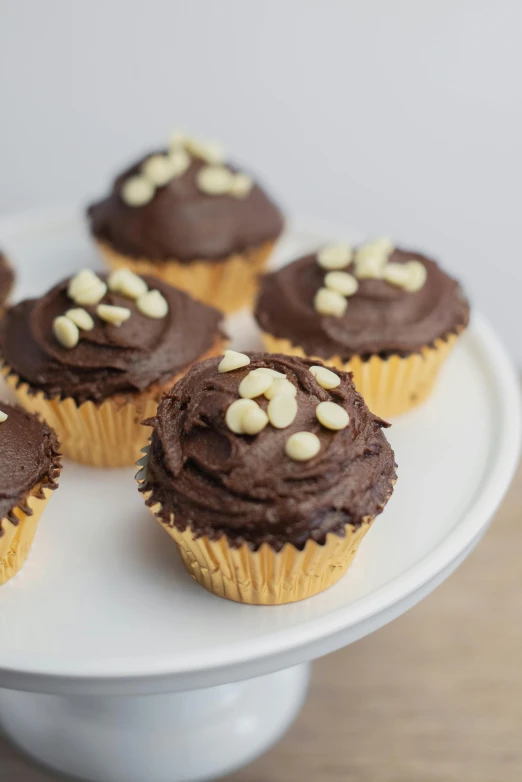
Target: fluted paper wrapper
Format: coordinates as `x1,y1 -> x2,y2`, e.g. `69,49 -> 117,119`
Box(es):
96,239 -> 275,314
0,482 -> 55,585
137,449 -> 373,605
261,332 -> 460,418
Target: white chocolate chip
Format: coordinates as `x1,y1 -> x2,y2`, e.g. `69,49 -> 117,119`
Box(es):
218,350 -> 251,373
141,155 -> 175,187
136,290 -> 169,319
53,315 -> 79,348
242,405 -> 269,435
65,308 -> 95,331
68,270 -> 107,306
250,367 -> 287,379
354,254 -> 387,280
309,365 -> 341,390
225,398 -> 259,434
196,165 -> 234,195
356,237 -> 394,263
96,304 -> 131,327
169,130 -> 187,149
108,268 -> 148,299
238,371 -> 273,399
121,175 -> 155,207
230,173 -> 253,199
0,410 -> 8,423
403,260 -> 428,292
285,431 -> 321,461
185,138 -> 224,164
314,287 -> 347,318
168,148 -> 191,178
317,243 -> 353,270
383,262 -> 411,288
324,271 -> 359,297
316,401 -> 350,430
267,395 -> 298,429
264,378 -> 297,400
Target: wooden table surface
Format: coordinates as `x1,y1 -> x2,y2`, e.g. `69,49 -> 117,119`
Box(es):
1,458 -> 521,782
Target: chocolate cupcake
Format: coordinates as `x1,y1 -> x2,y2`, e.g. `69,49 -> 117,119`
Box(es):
0,251 -> 14,316
88,132 -> 284,313
0,403 -> 62,585
255,239 -> 470,417
137,351 -> 396,605
1,269 -> 225,466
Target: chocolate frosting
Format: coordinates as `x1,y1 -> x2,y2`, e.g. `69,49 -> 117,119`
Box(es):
0,252 -> 14,308
88,153 -> 284,262
255,249 -> 470,360
0,275 -> 224,404
0,403 -> 61,530
140,354 -> 396,551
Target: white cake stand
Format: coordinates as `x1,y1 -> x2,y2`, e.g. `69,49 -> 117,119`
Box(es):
0,210 -> 519,782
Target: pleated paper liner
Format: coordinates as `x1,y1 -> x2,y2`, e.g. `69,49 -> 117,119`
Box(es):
95,239 -> 276,314
1,340 -> 225,467
0,481 -> 57,586
261,332 -> 461,419
137,448 -> 374,605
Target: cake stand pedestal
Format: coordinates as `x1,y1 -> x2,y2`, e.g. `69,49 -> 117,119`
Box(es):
0,210 -> 519,782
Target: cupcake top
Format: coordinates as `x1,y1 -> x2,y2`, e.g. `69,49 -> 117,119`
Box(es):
0,269 -> 224,404
139,351 -> 396,552
255,239 -> 470,360
88,132 -> 284,263
0,403 -> 61,527
0,251 -> 14,308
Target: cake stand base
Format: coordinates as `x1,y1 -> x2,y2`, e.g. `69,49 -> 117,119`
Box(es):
0,663 -> 310,782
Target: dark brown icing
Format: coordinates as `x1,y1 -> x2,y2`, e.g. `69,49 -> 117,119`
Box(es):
88,152 -> 284,262
0,404 -> 61,530
140,353 -> 396,551
0,274 -> 225,404
255,248 -> 470,360
0,252 -> 14,308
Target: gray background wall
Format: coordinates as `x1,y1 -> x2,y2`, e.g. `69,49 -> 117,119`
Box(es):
1,0 -> 520,363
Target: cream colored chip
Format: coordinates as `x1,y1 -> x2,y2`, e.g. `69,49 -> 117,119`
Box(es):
68,270 -> 107,306
356,237 -> 394,263
324,271 -> 359,297
230,173 -> 253,199
185,137 -> 224,164
136,290 -> 169,319
168,147 -> 191,178
285,431 -> 321,461
267,395 -> 298,429
121,175 -> 155,207
242,405 -> 269,435
238,371 -> 273,399
196,165 -> 234,195
316,401 -> 350,430
309,365 -> 341,390
317,243 -> 353,270
65,308 -> 95,331
108,268 -> 148,299
141,155 -> 175,187
169,130 -> 187,150
0,410 -> 8,423
354,255 -> 387,280
250,367 -> 286,380
225,398 -> 259,434
383,262 -> 411,288
403,260 -> 428,292
218,350 -> 251,373
96,304 -> 131,327
314,287 -> 347,318
53,315 -> 79,348
264,378 -> 297,400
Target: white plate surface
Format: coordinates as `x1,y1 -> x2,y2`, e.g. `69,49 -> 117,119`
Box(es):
0,210 -> 519,693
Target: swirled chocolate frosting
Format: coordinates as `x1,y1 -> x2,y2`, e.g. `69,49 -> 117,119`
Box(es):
255,249 -> 470,360
88,153 -> 284,262
0,404 -> 61,529
0,275 -> 224,404
140,354 -> 396,551
0,252 -> 14,308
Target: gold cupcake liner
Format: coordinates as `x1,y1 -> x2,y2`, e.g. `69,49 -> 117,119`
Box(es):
95,239 -> 276,314
0,481 -> 55,586
137,449 -> 374,605
261,332 -> 460,418
1,340 -> 224,467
